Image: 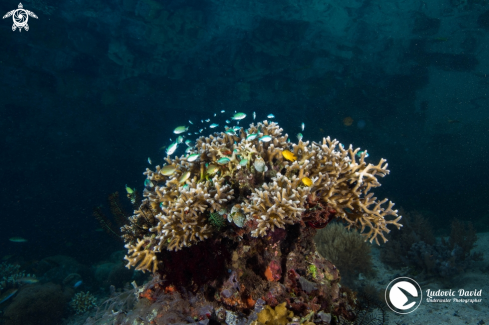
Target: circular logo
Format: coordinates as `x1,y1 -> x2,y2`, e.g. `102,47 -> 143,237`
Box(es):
385,277 -> 422,314
14,10 -> 28,27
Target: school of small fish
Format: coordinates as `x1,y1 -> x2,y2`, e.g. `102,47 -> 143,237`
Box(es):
141,110 -> 375,196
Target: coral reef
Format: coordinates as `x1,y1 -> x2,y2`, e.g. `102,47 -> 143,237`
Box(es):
252,302 -> 293,325
70,291 -> 97,314
119,120 -> 401,323
0,263 -> 30,291
3,283 -> 72,325
381,211 -> 483,279
315,223 -> 375,287
380,209 -> 435,268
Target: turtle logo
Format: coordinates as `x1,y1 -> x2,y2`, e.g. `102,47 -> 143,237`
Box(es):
3,3 -> 38,32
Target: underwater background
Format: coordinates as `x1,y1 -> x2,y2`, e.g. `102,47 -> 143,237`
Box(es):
0,0 -> 489,324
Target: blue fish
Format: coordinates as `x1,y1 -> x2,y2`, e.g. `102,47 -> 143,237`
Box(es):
73,280 -> 83,288
0,288 -> 17,304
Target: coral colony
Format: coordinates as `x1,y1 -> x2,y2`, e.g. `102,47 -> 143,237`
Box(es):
121,120 -> 402,324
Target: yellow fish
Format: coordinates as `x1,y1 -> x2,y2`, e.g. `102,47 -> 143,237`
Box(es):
206,164 -> 219,175
282,150 -> 297,162
179,171 -> 191,184
302,177 -> 313,187
161,165 -> 176,176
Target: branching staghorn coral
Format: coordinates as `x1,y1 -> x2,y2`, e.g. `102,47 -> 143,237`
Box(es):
287,136 -> 402,244
123,120 -> 402,273
243,173 -> 309,237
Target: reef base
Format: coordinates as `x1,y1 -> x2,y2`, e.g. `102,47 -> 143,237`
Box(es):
117,224 -> 357,325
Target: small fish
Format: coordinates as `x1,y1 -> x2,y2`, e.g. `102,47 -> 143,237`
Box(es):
182,184 -> 190,190
185,147 -> 192,153
187,153 -> 200,162
185,139 -> 193,146
161,165 -> 176,176
189,120 -> 193,124
144,179 -> 154,187
233,126 -> 241,132
356,151 -> 369,158
9,237 -> 27,243
232,112 -> 246,120
267,114 -> 275,118
176,136 -> 184,144
239,159 -> 248,166
253,111 -> 256,120
282,150 -> 297,162
199,129 -> 203,133
194,132 -> 198,135
125,185 -> 134,194
225,130 -> 235,136
221,110 -> 225,113
297,133 -> 303,141
302,177 -> 313,187
166,142 -> 178,155
188,133 -> 191,136
179,171 -> 191,184
173,126 -> 188,134
217,157 -> 231,165
246,133 -> 258,141
16,277 -> 39,284
226,120 -> 230,123
259,135 -> 272,142
210,123 -> 219,128
301,123 -> 305,131
207,164 -> 219,174
201,120 -> 204,123
74,280 -> 83,288
148,157 -> 152,164
0,288 -> 17,304
205,119 -> 211,122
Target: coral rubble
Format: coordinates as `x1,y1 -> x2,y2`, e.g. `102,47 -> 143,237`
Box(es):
120,120 -> 401,323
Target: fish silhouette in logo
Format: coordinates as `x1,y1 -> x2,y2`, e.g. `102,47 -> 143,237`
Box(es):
397,286 -> 418,307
